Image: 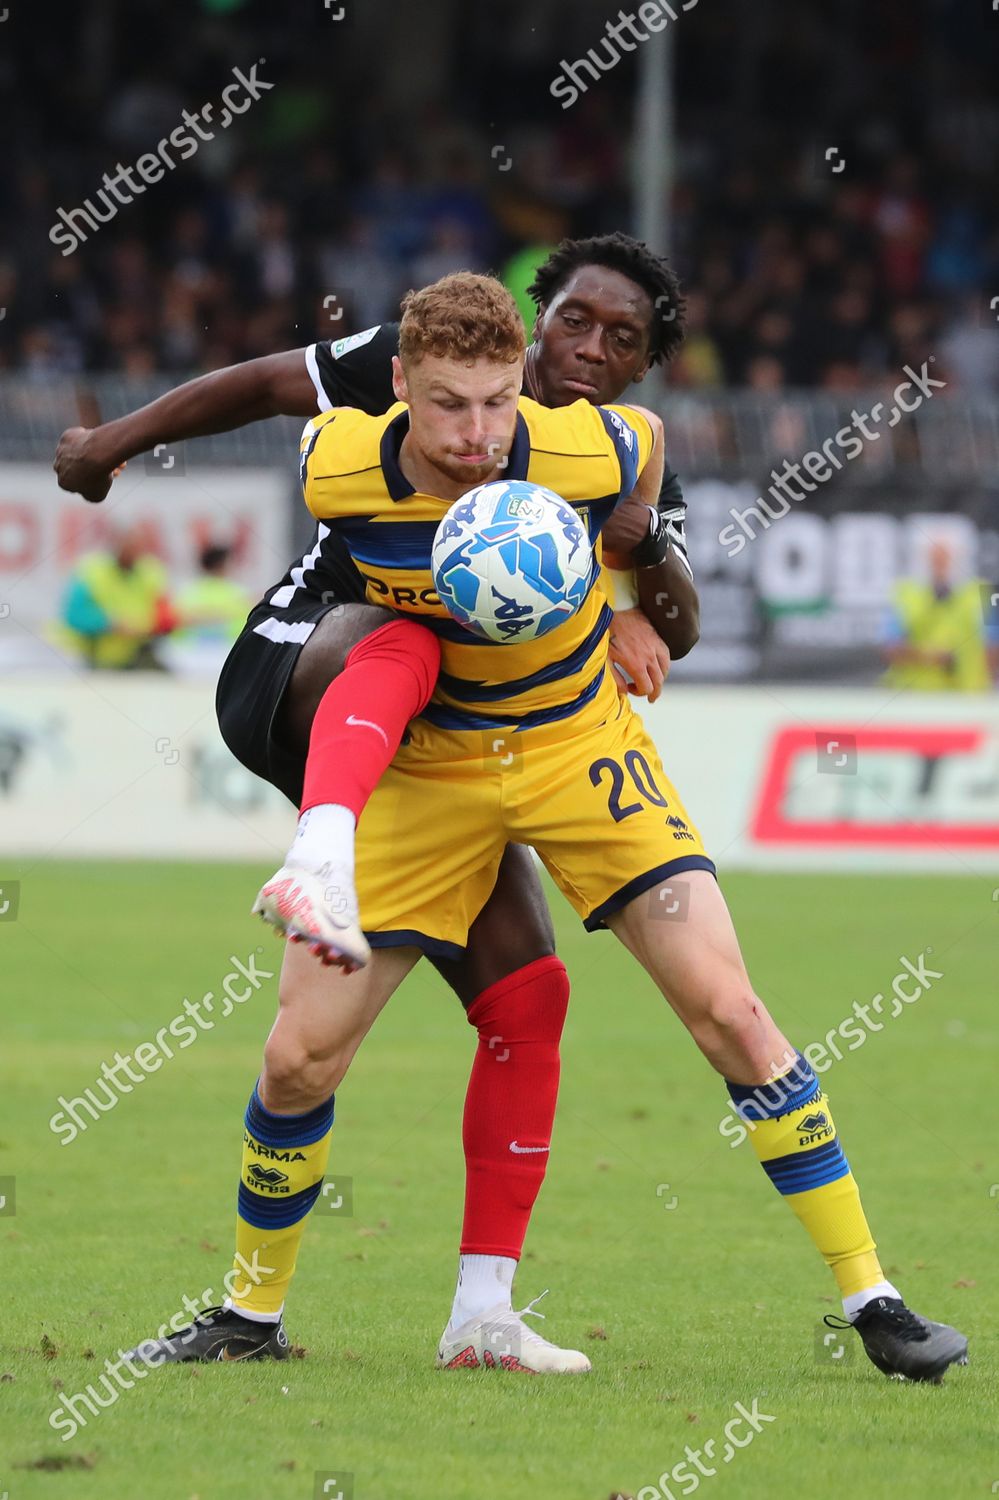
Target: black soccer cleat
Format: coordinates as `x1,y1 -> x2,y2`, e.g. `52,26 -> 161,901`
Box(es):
825,1296 -> 968,1383
120,1305 -> 290,1366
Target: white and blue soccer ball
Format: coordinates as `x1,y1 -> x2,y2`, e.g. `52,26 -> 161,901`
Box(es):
431,480 -> 593,643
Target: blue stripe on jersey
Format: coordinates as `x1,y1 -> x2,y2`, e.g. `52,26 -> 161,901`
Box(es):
422,665 -> 607,732
419,615 -> 511,645
336,499 -> 616,573
332,517 -> 440,568
436,602 -> 613,704
586,496 -> 619,540
597,408 -> 642,497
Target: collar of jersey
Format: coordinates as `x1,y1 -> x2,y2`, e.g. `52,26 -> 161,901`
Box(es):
379,407 -> 533,501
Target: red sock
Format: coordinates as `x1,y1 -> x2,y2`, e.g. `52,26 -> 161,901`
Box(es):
460,956 -> 569,1258
300,618 -> 440,819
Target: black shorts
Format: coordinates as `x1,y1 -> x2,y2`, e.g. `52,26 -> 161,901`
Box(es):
216,595 -> 338,806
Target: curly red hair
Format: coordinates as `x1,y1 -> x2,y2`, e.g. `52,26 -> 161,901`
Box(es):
399,273 -> 525,368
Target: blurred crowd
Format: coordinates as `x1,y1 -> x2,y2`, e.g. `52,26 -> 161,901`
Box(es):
55,529 -> 251,675
50,523 -> 999,691
1,0 -> 997,394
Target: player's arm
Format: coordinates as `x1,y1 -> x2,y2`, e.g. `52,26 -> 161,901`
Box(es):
604,405 -> 701,662
605,494 -> 700,660
54,351 -> 321,503
54,325 -> 400,504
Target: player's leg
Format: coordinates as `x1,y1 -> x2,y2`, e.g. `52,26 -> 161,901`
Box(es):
288,621 -> 567,1326
608,871 -> 967,1380
610,870 -> 792,1079
337,726 -> 585,1376
224,608 -> 582,1368
122,941 -> 418,1366
288,621 -> 571,1349
253,602 -> 442,967
423,845 -> 581,1363
519,704 -> 967,1381
432,843 -> 557,1004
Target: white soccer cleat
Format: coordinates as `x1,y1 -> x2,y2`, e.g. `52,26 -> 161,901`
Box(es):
436,1292 -> 591,1375
252,862 -> 370,973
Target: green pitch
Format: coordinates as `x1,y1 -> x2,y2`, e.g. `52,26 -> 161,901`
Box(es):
2,862 -> 995,1499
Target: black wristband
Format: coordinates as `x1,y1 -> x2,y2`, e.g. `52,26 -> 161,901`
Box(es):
630,507 -> 672,568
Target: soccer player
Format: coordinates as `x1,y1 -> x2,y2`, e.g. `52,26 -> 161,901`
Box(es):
54,232 -> 697,673
54,234 -> 694,955
63,239 -> 700,1372
131,273 -> 966,1382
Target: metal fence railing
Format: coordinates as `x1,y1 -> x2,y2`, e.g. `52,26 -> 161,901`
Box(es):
3,376 -> 998,481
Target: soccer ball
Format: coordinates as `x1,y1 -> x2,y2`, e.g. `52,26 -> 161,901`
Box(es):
431,480 -> 593,643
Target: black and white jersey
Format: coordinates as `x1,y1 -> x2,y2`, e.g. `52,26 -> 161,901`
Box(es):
260,325 -> 403,616
305,323 -> 402,417
261,321 -> 692,621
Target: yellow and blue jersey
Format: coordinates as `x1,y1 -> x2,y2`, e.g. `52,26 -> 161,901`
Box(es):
300,396 -> 654,733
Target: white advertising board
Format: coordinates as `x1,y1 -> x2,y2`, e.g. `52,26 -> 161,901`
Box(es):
2,677 -> 998,874
0,462 -> 290,651
642,686 -> 999,875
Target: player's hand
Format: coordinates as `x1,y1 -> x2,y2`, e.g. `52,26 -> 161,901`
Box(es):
608,607 -> 671,703
54,427 -> 126,503
602,494 -> 654,556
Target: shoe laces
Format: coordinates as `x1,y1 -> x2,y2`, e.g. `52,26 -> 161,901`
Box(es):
193,1304 -> 227,1324
825,1299 -> 927,1343
493,1289 -> 552,1350
162,1305 -> 226,1352
518,1288 -> 549,1323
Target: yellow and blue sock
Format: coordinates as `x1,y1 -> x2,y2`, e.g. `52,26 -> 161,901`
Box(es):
227,1084 -> 335,1321
727,1052 -> 898,1314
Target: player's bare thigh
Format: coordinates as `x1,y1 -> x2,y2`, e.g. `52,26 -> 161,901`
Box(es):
260,939 -> 421,1113
607,870 -> 793,1085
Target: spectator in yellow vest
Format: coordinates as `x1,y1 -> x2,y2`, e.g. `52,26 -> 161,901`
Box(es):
174,544 -> 251,645
161,544 -> 252,678
58,525 -> 175,670
882,538 -> 999,691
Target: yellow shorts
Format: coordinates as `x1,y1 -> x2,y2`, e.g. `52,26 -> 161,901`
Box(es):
354,692 -> 715,959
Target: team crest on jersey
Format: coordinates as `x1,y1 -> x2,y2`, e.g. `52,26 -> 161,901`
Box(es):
331,326 -> 381,360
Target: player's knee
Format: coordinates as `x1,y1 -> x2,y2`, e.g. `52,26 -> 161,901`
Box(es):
261,1032 -> 347,1108
695,984 -> 766,1052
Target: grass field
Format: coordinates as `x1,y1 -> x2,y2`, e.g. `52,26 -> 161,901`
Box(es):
2,861 -> 996,1499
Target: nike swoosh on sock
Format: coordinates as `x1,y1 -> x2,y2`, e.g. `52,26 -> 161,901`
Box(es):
345,714 -> 389,747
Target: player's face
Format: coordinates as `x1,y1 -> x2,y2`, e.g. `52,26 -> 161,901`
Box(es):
394,354 -> 524,490
533,265 -> 655,407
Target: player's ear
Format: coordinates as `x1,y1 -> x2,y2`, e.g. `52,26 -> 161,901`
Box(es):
391,355 -> 408,404
531,306 -> 545,343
